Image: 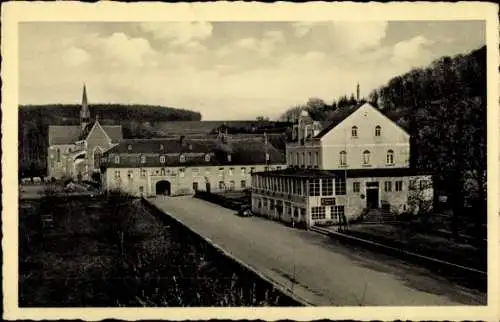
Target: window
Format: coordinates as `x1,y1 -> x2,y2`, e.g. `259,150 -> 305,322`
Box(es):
241,180 -> 246,188
386,150 -> 394,165
179,168 -> 185,178
229,180 -> 235,190
263,198 -> 268,209
160,155 -> 166,164
160,168 -> 166,176
219,168 -> 224,176
309,179 -> 320,196
289,152 -> 293,164
302,152 -> 306,167
308,152 -> 312,165
127,170 -> 133,179
114,155 -> 120,164
363,150 -> 371,165
241,167 -> 246,175
353,181 -> 360,193
139,186 -> 144,194
50,159 -> 54,168
311,206 -> 326,220
114,170 -> 120,179
340,151 -> 347,167
250,167 -> 255,174
227,154 -> 232,162
351,126 -> 358,138
229,167 -> 234,176
159,144 -> 164,151
179,154 -> 186,163
297,180 -> 302,195
335,177 -> 346,195
395,181 -> 403,191
315,152 -> 319,166
331,205 -> 345,221
140,169 -> 147,178
127,144 -> 132,151
93,149 -> 102,168
384,181 -> 392,192
375,125 -> 381,137
296,152 -> 299,165
140,154 -> 146,164
322,179 -> 333,196
56,148 -> 61,162
219,181 -> 225,190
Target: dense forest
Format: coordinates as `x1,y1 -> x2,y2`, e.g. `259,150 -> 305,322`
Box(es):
280,46 -> 487,236
19,104 -> 202,176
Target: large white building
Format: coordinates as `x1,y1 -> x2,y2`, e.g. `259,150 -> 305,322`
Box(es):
251,102 -> 433,228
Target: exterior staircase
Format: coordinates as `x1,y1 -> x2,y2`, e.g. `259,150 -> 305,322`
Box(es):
362,208 -> 396,223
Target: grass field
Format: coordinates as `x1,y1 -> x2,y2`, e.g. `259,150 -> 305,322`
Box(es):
19,193 -> 298,307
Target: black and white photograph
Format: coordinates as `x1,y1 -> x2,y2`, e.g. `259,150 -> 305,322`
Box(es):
2,2 -> 499,321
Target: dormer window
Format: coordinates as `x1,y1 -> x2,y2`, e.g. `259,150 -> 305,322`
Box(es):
127,144 -> 132,151
180,154 -> 186,163
351,126 -> 358,138
114,155 -> 120,164
140,154 -> 146,164
160,155 -> 166,164
375,125 -> 381,137
205,154 -> 211,162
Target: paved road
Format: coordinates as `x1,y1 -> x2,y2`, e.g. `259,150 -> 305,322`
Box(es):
147,196 -> 485,306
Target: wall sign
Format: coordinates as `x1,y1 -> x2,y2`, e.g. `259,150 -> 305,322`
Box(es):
321,198 -> 336,206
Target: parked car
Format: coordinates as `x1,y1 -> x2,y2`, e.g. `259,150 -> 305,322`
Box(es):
237,205 -> 253,217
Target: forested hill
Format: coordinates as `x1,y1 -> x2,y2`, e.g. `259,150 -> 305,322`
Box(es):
20,104 -> 202,125
370,45 -> 487,235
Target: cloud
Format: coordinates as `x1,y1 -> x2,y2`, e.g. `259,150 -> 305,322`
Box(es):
391,35 -> 435,67
291,21 -> 388,54
63,46 -> 91,67
291,22 -> 316,37
217,30 -> 285,59
139,22 -> 213,47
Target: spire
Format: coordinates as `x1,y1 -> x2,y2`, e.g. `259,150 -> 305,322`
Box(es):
356,83 -> 360,102
80,83 -> 90,129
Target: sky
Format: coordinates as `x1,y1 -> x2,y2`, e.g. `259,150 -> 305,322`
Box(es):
19,20 -> 485,120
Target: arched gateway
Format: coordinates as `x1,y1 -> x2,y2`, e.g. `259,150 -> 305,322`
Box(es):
156,180 -> 171,196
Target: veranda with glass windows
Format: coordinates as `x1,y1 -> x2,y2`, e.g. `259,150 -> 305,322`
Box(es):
250,170 -> 348,228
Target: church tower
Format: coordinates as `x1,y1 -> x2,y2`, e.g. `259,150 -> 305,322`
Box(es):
80,84 -> 90,129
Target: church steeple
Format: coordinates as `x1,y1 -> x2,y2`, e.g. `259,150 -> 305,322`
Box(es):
80,84 -> 90,129
356,83 -> 360,102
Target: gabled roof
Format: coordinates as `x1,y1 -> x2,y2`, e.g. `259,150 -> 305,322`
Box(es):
314,102 -> 410,139
314,102 -> 365,138
78,121 -> 123,142
48,126 -> 82,145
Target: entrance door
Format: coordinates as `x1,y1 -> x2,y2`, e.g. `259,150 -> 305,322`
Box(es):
193,182 -> 199,192
156,180 -> 171,196
366,188 -> 379,209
